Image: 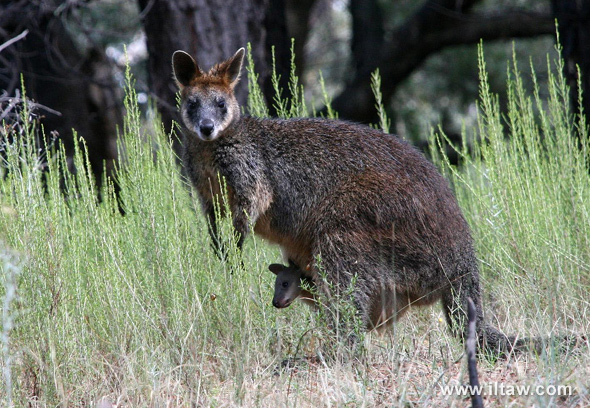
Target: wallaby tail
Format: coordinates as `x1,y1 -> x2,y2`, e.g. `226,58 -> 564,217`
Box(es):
481,324 -> 586,358
442,270 -> 586,358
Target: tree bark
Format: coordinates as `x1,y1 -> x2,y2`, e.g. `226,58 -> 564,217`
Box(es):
350,0 -> 384,80
263,0 -> 291,115
333,0 -> 555,123
285,0 -> 316,79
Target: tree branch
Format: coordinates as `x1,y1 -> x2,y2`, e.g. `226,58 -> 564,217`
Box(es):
0,29 -> 28,54
331,1 -> 555,123
428,10 -> 555,47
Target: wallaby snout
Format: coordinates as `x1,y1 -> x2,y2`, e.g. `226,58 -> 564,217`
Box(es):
184,98 -> 226,142
199,118 -> 215,138
272,298 -> 290,309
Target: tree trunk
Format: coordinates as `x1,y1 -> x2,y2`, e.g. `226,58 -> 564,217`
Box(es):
553,0 -> 590,125
262,0 -> 291,115
0,0 -> 121,187
285,0 -> 316,79
350,0 -> 384,80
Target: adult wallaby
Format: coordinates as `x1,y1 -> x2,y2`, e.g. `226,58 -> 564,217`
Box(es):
172,47 -> 521,355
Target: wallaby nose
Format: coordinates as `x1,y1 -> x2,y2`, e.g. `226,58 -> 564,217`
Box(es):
273,299 -> 286,308
199,119 -> 214,136
273,299 -> 290,308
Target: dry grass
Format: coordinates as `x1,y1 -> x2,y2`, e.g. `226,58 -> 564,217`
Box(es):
60,308 -> 589,407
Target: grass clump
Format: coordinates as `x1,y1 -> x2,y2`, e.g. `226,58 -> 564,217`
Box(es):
431,45 -> 590,406
0,67 -> 300,406
0,43 -> 588,407
432,45 -> 590,331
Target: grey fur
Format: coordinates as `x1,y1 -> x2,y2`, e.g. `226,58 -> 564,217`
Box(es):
269,263 -> 316,309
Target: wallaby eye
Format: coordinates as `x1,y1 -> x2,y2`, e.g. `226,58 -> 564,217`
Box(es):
217,99 -> 226,109
282,281 -> 289,288
187,100 -> 198,110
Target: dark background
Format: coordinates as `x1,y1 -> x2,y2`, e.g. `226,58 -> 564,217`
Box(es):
1,0 -> 588,183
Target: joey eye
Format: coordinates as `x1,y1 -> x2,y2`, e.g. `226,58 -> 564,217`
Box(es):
282,281 -> 289,288
217,100 -> 226,109
187,100 -> 198,110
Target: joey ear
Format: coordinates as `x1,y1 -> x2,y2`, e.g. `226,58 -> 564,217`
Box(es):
224,48 -> 245,88
172,50 -> 201,88
268,263 -> 286,275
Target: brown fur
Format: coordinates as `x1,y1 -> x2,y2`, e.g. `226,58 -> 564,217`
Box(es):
172,48 -> 521,355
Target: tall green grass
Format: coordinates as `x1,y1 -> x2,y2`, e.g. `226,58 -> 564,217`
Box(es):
0,44 -> 588,406
0,65 -> 307,406
431,45 -> 590,335
429,46 -> 590,406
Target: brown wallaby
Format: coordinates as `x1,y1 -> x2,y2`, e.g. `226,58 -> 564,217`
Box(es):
171,47 -> 526,355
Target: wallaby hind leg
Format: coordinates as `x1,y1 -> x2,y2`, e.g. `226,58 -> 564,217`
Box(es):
370,290 -> 410,332
311,238 -> 380,348
441,271 -> 484,344
318,270 -> 374,337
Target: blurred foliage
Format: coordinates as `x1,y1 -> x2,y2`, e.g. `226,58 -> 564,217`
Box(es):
394,37 -> 555,143
64,0 -> 141,49
60,1 -> 147,92
303,0 -> 556,143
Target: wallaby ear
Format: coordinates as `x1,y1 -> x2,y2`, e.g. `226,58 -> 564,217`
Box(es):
172,50 -> 201,88
268,263 -> 285,275
224,47 -> 245,88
